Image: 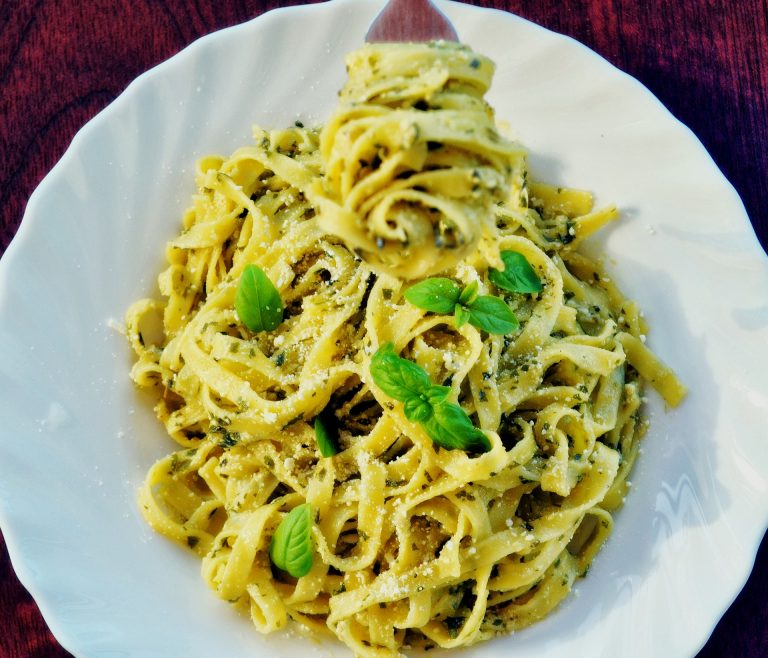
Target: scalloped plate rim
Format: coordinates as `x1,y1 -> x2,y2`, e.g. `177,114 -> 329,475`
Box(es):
0,1 -> 766,657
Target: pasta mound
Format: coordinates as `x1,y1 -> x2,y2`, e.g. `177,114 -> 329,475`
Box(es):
126,43 -> 685,658
316,42 -> 524,279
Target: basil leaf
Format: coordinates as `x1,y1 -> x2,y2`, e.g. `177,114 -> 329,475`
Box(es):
489,251 -> 543,294
404,278 -> 462,314
370,343 -> 431,401
454,304 -> 471,328
235,264 -> 284,332
425,385 -> 451,404
458,280 -> 479,306
269,503 -> 313,578
403,395 -> 434,423
371,347 -> 489,454
314,412 -> 339,457
467,296 -> 519,335
422,401 -> 492,453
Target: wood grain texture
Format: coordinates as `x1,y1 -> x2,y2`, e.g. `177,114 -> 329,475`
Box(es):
0,1 -> 765,657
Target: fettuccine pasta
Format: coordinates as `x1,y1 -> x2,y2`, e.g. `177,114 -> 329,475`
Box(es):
126,42 -> 685,658
316,42 -> 522,279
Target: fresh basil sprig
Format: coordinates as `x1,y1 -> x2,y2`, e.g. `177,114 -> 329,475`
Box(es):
314,411 -> 339,457
404,278 -> 461,314
423,401 -> 490,452
368,343 -> 432,402
489,250 -> 543,294
235,264 -> 284,332
454,304 -> 472,328
370,343 -> 491,453
405,278 -> 518,335
458,280 -> 479,306
269,503 -> 313,578
464,296 -> 519,334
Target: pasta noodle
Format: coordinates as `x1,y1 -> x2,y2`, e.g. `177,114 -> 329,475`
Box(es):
126,42 -> 685,658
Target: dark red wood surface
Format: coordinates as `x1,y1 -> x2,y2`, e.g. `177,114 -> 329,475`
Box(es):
0,1 -> 766,657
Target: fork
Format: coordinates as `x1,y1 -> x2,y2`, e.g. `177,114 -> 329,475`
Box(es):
365,0 -> 458,42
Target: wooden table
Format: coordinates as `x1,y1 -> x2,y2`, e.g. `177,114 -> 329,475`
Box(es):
1,1 -> 765,656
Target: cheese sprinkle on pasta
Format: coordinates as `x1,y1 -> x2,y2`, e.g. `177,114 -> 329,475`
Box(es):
126,42 -> 685,658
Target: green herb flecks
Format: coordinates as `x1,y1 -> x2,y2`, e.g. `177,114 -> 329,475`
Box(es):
370,344 -> 491,453
269,503 -> 313,578
235,264 -> 284,333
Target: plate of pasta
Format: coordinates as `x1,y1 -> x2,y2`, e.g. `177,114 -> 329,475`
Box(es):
0,1 -> 766,658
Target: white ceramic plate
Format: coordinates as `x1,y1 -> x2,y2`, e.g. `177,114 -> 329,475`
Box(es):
1,1 -> 766,656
